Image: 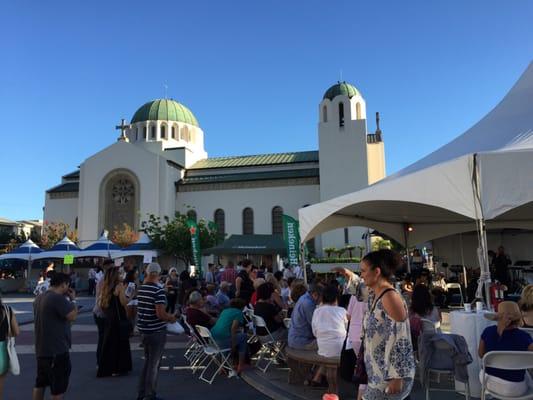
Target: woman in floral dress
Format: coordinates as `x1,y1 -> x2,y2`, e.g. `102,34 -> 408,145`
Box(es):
360,250 -> 415,400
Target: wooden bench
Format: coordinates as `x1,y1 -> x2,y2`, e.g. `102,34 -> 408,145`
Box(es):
286,347 -> 340,394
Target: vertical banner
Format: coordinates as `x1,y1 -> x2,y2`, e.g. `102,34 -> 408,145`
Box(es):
187,219 -> 202,276
282,214 -> 300,266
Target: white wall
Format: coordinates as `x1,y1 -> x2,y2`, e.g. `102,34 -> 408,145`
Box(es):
44,195 -> 78,231
77,141 -> 179,246
176,184 -> 320,235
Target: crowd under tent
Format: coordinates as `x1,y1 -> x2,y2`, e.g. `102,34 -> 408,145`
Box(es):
299,61 -> 533,303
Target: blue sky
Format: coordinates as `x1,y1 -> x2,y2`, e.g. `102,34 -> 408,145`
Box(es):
1,0 -> 533,220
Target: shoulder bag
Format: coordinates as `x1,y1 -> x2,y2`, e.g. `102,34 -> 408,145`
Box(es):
4,305 -> 19,375
354,288 -> 395,385
339,323 -> 357,382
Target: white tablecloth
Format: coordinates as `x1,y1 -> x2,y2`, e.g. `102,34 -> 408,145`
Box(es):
450,310 -> 496,398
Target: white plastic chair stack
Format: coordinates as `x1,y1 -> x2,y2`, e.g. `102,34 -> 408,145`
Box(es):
481,351 -> 533,400
195,325 -> 236,384
252,314 -> 286,373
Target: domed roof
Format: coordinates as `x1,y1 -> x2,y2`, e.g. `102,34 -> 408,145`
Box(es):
131,99 -> 199,127
323,82 -> 358,101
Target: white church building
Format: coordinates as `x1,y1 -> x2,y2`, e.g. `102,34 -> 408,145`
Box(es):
44,81 -> 386,257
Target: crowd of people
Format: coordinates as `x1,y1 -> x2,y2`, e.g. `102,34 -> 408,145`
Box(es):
0,246 -> 526,399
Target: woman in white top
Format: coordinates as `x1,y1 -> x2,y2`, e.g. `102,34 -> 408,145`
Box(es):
308,285 -> 347,386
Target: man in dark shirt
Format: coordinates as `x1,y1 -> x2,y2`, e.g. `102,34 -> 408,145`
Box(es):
137,263 -> 177,400
185,291 -> 216,335
33,272 -> 77,400
493,246 -> 512,286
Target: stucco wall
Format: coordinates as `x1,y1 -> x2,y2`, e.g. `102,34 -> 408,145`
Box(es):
44,195 -> 78,231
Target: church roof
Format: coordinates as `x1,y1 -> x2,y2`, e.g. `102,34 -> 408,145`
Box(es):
189,151 -> 318,170
179,168 -> 319,186
62,170 -> 80,180
131,99 -> 199,127
323,81 -> 358,100
47,182 -> 79,193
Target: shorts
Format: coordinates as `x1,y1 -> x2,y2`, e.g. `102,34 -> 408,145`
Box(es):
35,352 -> 71,395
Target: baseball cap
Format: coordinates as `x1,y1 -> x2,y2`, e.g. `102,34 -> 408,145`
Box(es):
146,262 -> 161,275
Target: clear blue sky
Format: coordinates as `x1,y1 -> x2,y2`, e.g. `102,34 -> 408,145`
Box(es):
1,0 -> 533,220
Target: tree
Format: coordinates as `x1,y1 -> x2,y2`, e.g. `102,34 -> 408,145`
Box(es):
141,212 -> 218,265
40,221 -> 77,249
356,245 -> 366,258
344,245 -> 355,258
323,247 -> 337,258
111,223 -> 139,247
372,238 -> 392,251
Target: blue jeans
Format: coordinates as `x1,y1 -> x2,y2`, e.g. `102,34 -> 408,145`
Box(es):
138,330 -> 167,400
217,333 -> 247,354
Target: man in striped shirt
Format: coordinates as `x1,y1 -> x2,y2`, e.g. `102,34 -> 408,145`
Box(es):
137,263 -> 177,400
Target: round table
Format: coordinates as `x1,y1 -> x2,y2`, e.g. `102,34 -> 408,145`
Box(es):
449,310 -> 496,398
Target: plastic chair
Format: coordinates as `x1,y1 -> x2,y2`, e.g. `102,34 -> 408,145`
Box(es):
252,314 -> 286,372
423,336 -> 471,400
481,351 -> 533,400
195,325 -> 236,384
182,316 -> 209,373
420,318 -> 441,334
446,283 -> 464,307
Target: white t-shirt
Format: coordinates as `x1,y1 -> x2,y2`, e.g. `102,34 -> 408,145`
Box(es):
312,304 -> 347,358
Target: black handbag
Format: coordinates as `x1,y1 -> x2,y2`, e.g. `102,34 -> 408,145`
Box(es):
339,325 -> 357,382
354,288 -> 395,385
115,295 -> 132,339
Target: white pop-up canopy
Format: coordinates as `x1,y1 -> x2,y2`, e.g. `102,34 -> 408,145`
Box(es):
299,61 -> 533,302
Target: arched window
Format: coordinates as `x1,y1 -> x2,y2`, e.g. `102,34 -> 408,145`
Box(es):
322,105 -> 328,122
161,125 -> 166,139
187,209 -> 197,222
143,126 -> 147,139
171,126 -> 176,139
134,128 -> 138,141
271,206 -> 283,235
356,102 -> 361,120
151,125 -> 156,139
242,207 -> 254,235
339,102 -> 345,127
214,209 -> 225,241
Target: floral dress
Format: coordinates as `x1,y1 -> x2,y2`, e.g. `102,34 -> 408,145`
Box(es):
362,290 -> 415,400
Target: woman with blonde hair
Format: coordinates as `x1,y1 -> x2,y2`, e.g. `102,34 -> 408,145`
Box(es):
96,265 -> 132,377
519,284 -> 533,328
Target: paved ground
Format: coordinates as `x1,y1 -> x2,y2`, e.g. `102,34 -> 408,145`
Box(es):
5,295 -> 270,400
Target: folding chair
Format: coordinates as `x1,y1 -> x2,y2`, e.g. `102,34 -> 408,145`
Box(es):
283,318 -> 291,329
181,317 -> 210,373
481,351 -> 533,400
243,307 -> 258,344
195,325 -> 236,384
252,314 -> 286,373
446,283 -> 464,307
422,335 -> 471,400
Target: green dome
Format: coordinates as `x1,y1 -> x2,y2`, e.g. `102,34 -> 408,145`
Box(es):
131,99 -> 199,127
323,82 -> 358,101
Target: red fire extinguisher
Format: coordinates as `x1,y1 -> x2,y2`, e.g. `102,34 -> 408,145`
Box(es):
490,282 -> 505,311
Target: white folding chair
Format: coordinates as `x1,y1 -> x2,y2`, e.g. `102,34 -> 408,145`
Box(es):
252,314 -> 286,373
420,318 -> 441,334
243,307 -> 258,344
182,316 -> 208,373
446,283 -> 464,307
423,336 -> 471,400
481,351 -> 533,400
195,325 -> 236,384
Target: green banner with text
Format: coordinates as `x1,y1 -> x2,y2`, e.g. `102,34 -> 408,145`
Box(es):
282,214 -> 300,266
187,219 -> 202,276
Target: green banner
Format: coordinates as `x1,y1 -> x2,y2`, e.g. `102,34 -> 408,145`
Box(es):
282,214 -> 300,266
187,219 -> 202,276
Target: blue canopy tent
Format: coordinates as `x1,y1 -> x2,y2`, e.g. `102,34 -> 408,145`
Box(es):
78,234 -> 122,258
0,239 -> 43,292
114,233 -> 158,262
33,236 -> 80,260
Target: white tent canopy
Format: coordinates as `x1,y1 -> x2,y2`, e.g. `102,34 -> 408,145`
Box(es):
113,233 -> 158,260
0,239 -> 43,261
33,235 -> 80,260
300,61 -> 533,246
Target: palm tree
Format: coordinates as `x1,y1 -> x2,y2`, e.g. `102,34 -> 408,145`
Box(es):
344,245 -> 355,258
324,247 -> 337,258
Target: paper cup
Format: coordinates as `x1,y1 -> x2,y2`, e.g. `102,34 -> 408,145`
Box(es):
476,301 -> 484,312
464,303 -> 472,312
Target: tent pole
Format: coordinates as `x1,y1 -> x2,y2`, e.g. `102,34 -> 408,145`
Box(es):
403,228 -> 411,273
300,243 -> 307,284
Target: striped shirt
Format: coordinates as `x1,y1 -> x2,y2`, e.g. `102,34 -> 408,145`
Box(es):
137,282 -> 167,333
